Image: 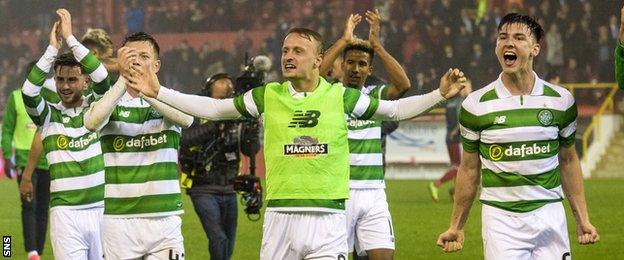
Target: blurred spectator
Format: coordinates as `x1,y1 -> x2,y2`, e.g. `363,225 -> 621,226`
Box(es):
0,0 -> 621,110
125,0 -> 144,33
545,24 -> 564,75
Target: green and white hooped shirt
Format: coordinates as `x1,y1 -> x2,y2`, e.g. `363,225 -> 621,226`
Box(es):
460,72 -> 577,213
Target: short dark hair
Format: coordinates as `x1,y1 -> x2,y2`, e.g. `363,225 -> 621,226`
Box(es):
122,31 -> 160,58
53,53 -> 85,74
498,13 -> 544,42
202,73 -> 232,97
343,39 -> 375,63
286,27 -> 324,55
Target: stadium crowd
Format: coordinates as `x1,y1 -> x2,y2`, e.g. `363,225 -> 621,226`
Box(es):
0,0 -> 622,117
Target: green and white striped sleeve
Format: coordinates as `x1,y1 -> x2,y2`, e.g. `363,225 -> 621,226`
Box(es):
459,98 -> 480,153
559,98 -> 577,147
66,35 -> 110,97
234,86 -> 265,118
369,85 -> 389,100
343,86 -> 379,120
22,45 -> 57,126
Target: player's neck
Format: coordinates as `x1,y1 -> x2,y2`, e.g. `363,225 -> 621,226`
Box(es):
291,74 -> 320,93
62,97 -> 84,109
501,68 -> 535,96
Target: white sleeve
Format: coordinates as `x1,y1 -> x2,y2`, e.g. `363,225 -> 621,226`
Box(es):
142,95 -> 194,128
373,89 -> 445,121
84,77 -> 126,131
157,87 -> 242,120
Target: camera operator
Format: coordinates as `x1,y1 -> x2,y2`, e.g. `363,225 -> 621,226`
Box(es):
178,73 -> 243,260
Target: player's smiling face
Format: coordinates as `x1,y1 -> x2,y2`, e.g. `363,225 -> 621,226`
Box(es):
342,50 -> 372,88
281,33 -> 322,80
495,23 -> 540,74
54,65 -> 88,108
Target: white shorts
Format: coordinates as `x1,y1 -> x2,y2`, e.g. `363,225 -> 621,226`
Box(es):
102,215 -> 185,260
50,207 -> 104,260
260,211 -> 348,260
482,202 -> 571,260
346,188 -> 395,254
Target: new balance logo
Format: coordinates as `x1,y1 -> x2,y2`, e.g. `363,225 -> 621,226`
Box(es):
119,110 -> 130,118
494,115 -> 506,124
289,110 -> 321,128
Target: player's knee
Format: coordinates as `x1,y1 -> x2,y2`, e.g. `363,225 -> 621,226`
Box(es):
366,248 -> 394,260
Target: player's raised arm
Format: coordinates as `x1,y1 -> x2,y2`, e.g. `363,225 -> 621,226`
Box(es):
366,9 -> 410,99
127,68 -> 243,120
57,8 -> 110,96
358,68 -> 466,121
319,14 -> 361,77
21,21 -> 61,126
83,47 -> 138,131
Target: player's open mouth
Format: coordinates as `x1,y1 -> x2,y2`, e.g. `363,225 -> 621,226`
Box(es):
284,64 -> 296,71
60,90 -> 73,96
503,51 -> 517,66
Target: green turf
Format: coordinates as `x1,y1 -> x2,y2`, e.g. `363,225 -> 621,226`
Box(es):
0,179 -> 621,259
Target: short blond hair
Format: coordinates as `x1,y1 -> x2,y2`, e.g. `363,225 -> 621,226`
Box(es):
81,28 -> 114,52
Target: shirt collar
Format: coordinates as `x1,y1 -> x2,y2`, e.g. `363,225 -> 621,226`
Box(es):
287,77 -> 327,98
494,71 -> 543,98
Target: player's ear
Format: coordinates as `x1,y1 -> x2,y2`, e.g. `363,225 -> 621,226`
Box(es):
153,59 -> 161,73
531,42 -> 540,57
314,54 -> 322,69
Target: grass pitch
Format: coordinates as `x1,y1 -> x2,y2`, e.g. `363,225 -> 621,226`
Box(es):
0,179 -> 621,259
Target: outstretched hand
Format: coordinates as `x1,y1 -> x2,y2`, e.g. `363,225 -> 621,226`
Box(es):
342,13 -> 362,44
56,9 -> 73,40
439,68 -> 468,99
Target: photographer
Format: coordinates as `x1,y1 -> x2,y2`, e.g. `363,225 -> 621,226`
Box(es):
179,73 -> 242,260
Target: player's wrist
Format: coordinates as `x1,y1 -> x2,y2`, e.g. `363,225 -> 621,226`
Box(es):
66,35 -> 79,47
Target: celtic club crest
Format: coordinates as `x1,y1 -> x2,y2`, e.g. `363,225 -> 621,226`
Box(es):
537,109 -> 553,126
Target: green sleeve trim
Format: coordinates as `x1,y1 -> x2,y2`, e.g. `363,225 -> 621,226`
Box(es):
80,52 -> 100,74
360,96 -> 379,120
379,85 -> 389,100
459,106 -> 481,132
461,136 -> 479,153
251,86 -> 265,115
27,65 -> 48,86
342,87 -> 360,115
90,76 -> 111,95
559,131 -> 576,147
233,95 -> 252,118
562,102 -> 577,128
